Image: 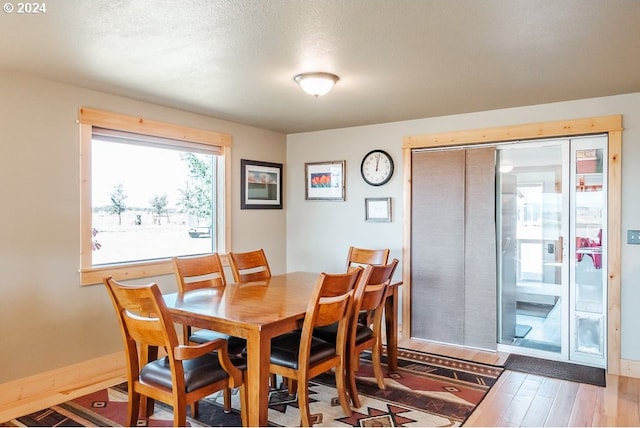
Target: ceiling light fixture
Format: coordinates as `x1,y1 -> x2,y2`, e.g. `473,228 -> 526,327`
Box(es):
294,72 -> 340,97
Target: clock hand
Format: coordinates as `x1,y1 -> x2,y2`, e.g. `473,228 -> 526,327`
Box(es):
375,154 -> 380,171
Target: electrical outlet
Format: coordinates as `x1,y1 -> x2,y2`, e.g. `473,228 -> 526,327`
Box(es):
628,230 -> 640,245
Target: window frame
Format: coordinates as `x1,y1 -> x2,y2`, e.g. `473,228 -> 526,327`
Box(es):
79,107 -> 232,285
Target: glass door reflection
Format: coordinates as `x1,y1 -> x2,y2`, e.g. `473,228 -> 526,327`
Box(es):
498,142 -> 567,356
570,138 -> 607,367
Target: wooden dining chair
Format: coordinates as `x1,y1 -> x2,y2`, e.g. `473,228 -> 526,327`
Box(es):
346,246 -> 391,325
173,253 -> 246,353
313,259 -> 398,408
345,246 -> 390,271
268,268 -> 362,426
102,276 -> 247,427
228,248 -> 272,282
173,253 -> 247,413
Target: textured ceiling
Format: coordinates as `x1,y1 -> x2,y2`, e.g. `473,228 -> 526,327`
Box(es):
2,0 -> 639,134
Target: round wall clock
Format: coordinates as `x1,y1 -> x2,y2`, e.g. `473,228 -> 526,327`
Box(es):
361,149 -> 394,186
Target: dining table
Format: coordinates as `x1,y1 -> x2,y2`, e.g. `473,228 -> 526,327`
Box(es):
164,271 -> 402,427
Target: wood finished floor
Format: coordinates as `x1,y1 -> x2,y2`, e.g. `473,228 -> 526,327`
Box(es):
399,338 -> 640,427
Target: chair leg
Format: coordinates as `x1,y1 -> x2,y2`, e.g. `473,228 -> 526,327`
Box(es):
335,360 -> 353,418
347,353 -> 362,408
127,390 -> 141,427
297,377 -> 312,427
141,396 -> 155,417
371,341 -> 386,389
287,377 -> 298,395
173,396 -> 187,427
223,387 -> 232,412
190,402 -> 199,418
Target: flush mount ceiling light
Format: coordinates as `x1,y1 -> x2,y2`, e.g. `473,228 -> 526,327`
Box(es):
294,72 -> 340,97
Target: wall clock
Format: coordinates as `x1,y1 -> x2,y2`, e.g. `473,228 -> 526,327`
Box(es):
360,149 -> 394,186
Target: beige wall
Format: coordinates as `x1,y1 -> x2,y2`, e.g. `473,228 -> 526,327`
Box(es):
0,70 -> 286,383
3,67 -> 640,385
285,92 -> 640,361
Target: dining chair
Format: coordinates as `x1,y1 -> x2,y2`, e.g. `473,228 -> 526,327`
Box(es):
313,259 -> 398,408
173,253 -> 247,353
345,246 -> 390,272
228,248 -> 272,283
268,268 -> 362,426
345,246 -> 391,326
102,276 -> 247,427
173,253 -> 247,413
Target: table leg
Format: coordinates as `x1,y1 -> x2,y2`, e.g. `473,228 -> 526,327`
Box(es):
245,331 -> 271,427
384,285 -> 399,372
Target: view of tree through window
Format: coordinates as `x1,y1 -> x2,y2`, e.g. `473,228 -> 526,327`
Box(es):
91,138 -> 216,266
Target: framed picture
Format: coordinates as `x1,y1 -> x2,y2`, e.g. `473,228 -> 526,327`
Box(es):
241,159 -> 283,209
365,197 -> 392,222
305,160 -> 345,201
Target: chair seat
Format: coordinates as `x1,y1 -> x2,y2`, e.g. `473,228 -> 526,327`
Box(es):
313,322 -> 373,345
140,353 -> 247,393
189,329 -> 247,355
269,332 -> 337,369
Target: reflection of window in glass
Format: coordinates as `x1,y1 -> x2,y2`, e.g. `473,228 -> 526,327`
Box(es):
517,185 -> 542,229
576,149 -> 603,174
519,242 -> 542,281
91,136 -> 217,265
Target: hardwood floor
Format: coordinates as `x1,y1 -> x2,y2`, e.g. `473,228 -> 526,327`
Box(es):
399,338 -> 640,427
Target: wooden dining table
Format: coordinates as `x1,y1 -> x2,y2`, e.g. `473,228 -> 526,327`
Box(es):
164,271 -> 402,427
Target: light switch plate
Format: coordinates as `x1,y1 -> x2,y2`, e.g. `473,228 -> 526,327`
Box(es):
628,230 -> 640,245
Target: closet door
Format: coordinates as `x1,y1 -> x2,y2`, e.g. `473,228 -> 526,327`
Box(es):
411,147 -> 496,350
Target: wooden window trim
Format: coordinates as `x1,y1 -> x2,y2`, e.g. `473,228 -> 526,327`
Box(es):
79,107 -> 232,285
402,115 -> 623,374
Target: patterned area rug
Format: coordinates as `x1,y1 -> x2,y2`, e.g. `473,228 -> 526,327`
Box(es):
3,349 -> 503,427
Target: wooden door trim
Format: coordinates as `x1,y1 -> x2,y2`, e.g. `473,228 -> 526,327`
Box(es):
402,115 -> 623,374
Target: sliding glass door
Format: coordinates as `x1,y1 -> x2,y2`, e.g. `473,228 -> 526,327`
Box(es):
497,141 -> 568,357
497,135 -> 607,367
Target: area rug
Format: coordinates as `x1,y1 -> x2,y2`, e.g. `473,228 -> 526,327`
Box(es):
504,354 -> 606,387
4,349 -> 503,427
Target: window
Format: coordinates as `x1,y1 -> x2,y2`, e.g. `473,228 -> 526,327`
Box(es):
79,108 -> 231,285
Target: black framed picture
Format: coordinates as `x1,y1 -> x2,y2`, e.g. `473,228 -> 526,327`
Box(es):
240,159 -> 283,209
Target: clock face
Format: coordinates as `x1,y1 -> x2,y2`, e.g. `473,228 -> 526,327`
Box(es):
361,150 -> 394,186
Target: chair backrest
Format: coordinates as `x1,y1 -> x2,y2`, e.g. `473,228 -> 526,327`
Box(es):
353,259 -> 399,317
346,246 -> 390,271
103,276 -> 182,380
298,268 -> 362,366
228,249 -> 272,283
173,253 -> 227,293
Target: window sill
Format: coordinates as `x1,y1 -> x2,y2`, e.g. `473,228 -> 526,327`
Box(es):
80,259 -> 174,286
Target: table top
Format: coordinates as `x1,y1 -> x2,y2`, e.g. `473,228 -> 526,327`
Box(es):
163,271 -> 320,330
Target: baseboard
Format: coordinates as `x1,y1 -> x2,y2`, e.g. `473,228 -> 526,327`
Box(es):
619,358 -> 640,378
0,351 -> 126,422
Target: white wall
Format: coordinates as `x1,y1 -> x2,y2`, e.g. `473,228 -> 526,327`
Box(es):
0,70 -> 287,383
285,92 -> 640,361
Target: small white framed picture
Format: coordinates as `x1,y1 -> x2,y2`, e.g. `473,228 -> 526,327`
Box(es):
365,197 -> 392,222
